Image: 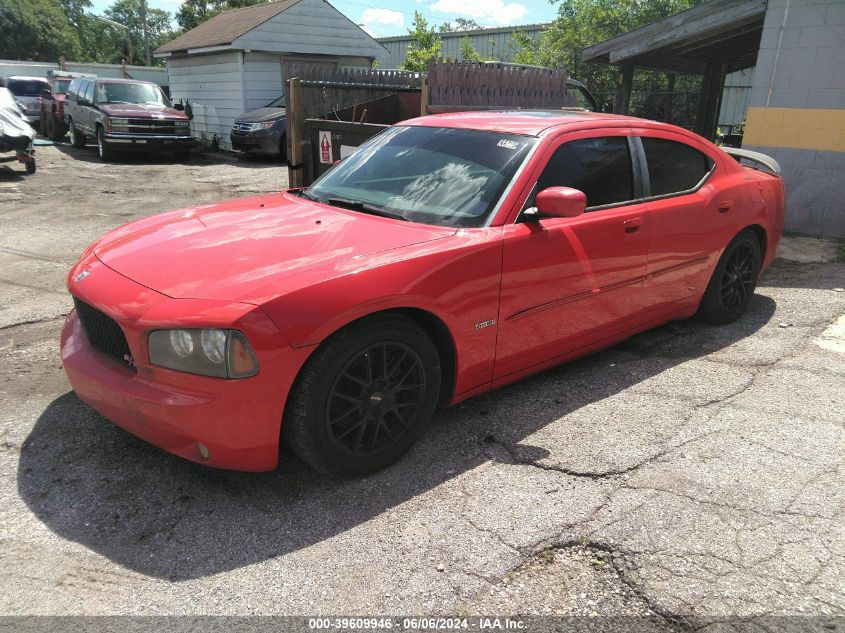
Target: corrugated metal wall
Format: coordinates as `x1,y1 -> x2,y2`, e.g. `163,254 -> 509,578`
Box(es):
719,68 -> 753,127
376,25 -> 546,68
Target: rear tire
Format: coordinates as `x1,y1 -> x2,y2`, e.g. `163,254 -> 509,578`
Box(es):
24,160 -> 35,175
69,118 -> 86,148
698,229 -> 762,324
283,315 -> 441,477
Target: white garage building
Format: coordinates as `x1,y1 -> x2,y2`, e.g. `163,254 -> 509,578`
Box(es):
154,0 -> 386,150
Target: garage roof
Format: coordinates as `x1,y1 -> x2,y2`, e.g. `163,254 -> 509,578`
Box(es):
156,0 -> 301,54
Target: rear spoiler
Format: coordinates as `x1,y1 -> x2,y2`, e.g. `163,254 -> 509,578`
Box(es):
722,147 -> 781,175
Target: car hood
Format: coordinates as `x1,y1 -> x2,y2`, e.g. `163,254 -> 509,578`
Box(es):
99,103 -> 187,120
93,192 -> 456,303
236,107 -> 285,122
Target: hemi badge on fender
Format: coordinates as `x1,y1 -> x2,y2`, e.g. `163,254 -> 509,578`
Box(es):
475,319 -> 496,330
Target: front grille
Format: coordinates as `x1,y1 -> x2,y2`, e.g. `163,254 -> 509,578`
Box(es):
73,297 -> 135,370
231,121 -> 253,135
111,118 -> 179,135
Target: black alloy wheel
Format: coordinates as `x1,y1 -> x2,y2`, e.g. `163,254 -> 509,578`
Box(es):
283,315 -> 441,476
326,342 -> 427,457
720,242 -> 755,310
698,229 -> 762,324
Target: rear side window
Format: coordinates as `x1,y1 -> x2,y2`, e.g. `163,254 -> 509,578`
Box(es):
642,137 -> 714,197
537,136 -> 634,209
83,82 -> 94,103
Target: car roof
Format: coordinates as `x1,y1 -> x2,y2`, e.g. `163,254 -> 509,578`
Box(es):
404,110 -> 654,137
7,76 -> 49,83
93,78 -> 158,85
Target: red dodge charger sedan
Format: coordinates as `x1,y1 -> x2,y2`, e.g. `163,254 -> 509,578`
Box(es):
61,111 -> 785,476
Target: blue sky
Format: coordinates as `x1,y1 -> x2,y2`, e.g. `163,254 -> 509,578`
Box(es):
88,0 -> 559,38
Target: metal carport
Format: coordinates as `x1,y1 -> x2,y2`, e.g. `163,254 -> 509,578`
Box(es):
581,0 -> 767,140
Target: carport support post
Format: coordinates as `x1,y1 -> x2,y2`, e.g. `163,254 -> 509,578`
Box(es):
695,62 -> 725,141
614,63 -> 634,115
287,77 -> 303,188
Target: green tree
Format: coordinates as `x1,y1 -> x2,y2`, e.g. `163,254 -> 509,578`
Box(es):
101,0 -> 174,65
459,36 -> 487,63
0,0 -> 81,61
400,12 -> 441,72
509,0 -> 709,119
439,17 -> 481,33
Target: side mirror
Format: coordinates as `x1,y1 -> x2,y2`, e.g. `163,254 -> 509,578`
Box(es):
601,103 -> 613,113
173,103 -> 184,111
535,186 -> 586,218
40,89 -> 52,98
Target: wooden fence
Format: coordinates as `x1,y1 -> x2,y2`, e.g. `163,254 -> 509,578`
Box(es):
284,64 -> 424,187
425,60 -> 571,113
285,61 -> 575,186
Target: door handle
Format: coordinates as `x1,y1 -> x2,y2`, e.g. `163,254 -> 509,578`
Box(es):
718,200 -> 733,213
623,218 -> 642,234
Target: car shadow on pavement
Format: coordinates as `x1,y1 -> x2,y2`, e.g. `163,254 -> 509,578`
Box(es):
18,295 -> 776,581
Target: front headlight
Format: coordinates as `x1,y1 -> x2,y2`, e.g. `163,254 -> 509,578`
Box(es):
148,329 -> 259,378
175,120 -> 190,131
250,121 -> 275,131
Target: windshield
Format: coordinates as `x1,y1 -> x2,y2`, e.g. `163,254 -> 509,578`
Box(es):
307,126 -> 535,227
8,79 -> 49,97
53,79 -> 72,94
266,96 -> 285,108
95,82 -> 167,106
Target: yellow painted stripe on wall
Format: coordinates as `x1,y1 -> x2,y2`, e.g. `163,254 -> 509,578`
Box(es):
743,107 -> 845,152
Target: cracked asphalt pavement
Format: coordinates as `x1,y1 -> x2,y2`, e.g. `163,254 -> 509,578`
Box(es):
1,145 -> 844,627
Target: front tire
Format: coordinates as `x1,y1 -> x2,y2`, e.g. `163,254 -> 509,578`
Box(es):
97,126 -> 114,162
69,118 -> 86,148
24,160 -> 35,175
698,229 -> 762,324
283,315 -> 441,477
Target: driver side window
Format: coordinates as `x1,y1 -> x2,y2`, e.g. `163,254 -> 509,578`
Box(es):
533,136 -> 635,210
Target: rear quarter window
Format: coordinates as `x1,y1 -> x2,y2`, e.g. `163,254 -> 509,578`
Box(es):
642,137 -> 714,197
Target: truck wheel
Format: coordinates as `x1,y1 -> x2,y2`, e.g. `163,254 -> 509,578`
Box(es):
283,314 -> 441,477
69,119 -> 86,148
97,127 -> 114,162
25,160 -> 36,175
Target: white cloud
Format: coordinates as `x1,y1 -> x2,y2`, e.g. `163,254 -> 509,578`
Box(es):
429,0 -> 526,25
362,8 -> 405,27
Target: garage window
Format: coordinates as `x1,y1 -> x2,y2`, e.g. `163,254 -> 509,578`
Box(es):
536,136 -> 634,209
642,137 -> 714,197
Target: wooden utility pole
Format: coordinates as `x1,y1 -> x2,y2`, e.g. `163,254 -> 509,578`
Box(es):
140,0 -> 151,66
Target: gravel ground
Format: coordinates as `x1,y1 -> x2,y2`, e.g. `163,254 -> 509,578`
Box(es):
0,144 -> 843,629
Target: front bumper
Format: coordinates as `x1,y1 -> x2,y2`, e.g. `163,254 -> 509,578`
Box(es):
104,133 -> 196,152
231,128 -> 282,155
60,256 -> 314,471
